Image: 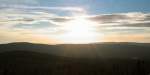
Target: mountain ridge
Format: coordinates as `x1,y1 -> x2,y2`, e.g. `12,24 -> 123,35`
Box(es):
0,42 -> 150,59
0,42 -> 150,75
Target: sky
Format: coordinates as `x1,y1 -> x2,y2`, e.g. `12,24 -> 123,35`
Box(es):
0,0 -> 150,44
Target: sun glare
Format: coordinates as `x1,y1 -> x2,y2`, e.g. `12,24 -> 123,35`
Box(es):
59,16 -> 100,44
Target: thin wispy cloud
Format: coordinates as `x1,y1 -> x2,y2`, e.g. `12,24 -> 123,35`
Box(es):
0,0 -> 38,5
88,12 -> 150,34
0,3 -> 150,44
0,4 -> 85,13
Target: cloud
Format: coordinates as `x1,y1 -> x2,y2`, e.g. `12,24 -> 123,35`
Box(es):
50,17 -> 73,22
87,12 -> 150,35
0,0 -> 38,5
89,12 -> 148,24
117,22 -> 150,27
0,6 -> 71,39
13,21 -> 57,29
0,5 -> 85,27
0,5 -> 85,13
89,14 -> 129,23
0,4 -> 150,44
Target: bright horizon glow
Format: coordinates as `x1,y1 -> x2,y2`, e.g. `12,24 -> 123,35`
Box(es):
58,16 -> 100,44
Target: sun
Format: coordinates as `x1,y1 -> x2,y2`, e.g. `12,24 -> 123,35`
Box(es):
59,16 -> 99,44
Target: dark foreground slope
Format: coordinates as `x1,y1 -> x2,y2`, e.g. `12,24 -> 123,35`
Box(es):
0,51 -> 150,75
0,42 -> 150,75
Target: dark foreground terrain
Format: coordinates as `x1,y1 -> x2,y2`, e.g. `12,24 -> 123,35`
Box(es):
0,42 -> 150,75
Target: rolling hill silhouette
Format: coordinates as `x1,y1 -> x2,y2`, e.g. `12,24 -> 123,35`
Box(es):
0,42 -> 150,59
0,42 -> 150,75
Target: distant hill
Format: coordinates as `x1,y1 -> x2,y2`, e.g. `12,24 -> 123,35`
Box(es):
0,42 -> 150,59
0,43 -> 150,75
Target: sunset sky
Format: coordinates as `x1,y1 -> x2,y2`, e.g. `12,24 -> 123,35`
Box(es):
0,0 -> 150,44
